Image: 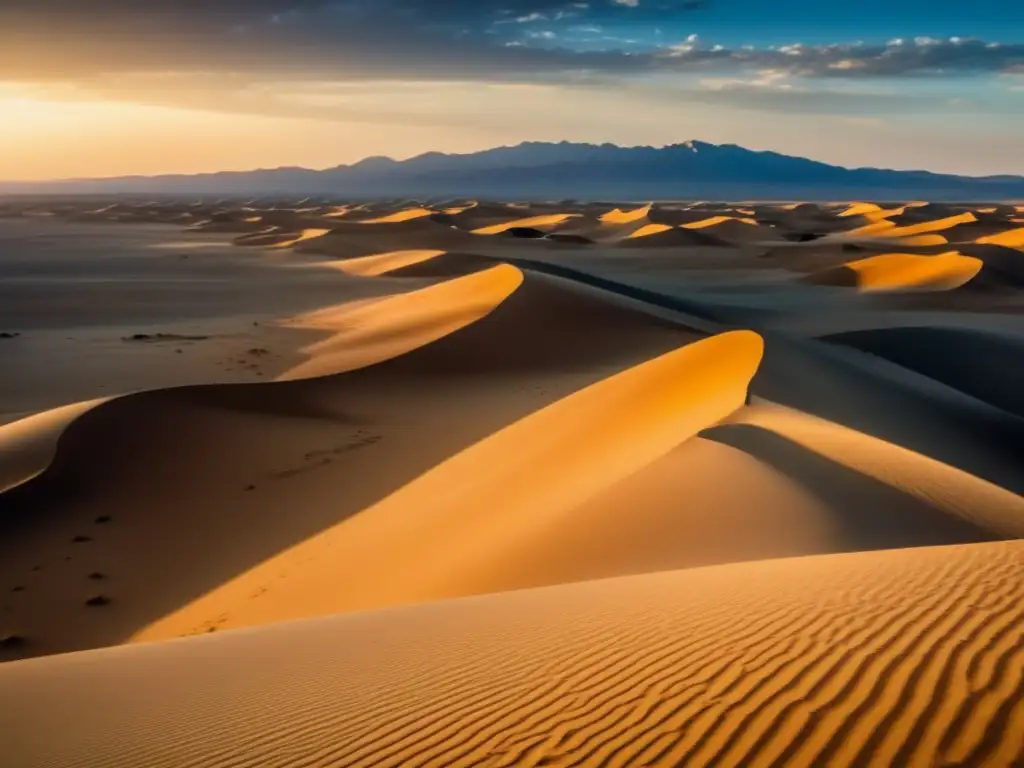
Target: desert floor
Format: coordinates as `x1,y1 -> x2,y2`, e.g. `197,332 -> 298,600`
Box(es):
1,197 -> 1023,766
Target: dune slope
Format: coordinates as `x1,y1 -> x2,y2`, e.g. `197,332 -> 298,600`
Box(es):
3,540 -> 1023,768
0,265 -> 701,658
3,198 -> 1024,765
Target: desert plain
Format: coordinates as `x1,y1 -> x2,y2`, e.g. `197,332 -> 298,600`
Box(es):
1,196 -> 1024,766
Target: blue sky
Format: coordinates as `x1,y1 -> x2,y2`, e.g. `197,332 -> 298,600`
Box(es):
573,0 -> 1024,46
1,0 -> 1022,178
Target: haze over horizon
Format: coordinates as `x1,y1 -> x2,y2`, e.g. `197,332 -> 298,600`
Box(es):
2,0 -> 1023,181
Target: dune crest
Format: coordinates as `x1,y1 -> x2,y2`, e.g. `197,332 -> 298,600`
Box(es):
600,204 -> 652,224
471,213 -> 580,235
360,207 -> 436,224
726,401 -> 1024,537
0,399 -> 110,493
320,248 -> 447,277
978,226 -> 1024,249
805,251 -> 983,291
134,331 -> 764,639
838,202 -> 883,217
280,264 -> 523,379
619,222 -> 674,239
683,215 -> 759,229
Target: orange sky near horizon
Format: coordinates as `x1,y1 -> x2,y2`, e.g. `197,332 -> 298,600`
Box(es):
0,94 -> 497,180
2,85 -> 1023,181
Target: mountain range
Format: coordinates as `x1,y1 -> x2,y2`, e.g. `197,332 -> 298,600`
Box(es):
4,141 -> 1024,201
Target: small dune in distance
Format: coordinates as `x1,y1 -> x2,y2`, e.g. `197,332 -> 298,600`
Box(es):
1,195 -> 1024,767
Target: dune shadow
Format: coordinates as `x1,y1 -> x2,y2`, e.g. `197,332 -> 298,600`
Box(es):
701,423 -> 999,551
824,326 -> 1024,421
751,331 -> 1024,498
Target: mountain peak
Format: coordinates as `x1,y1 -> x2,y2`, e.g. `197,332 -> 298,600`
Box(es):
349,155 -> 398,169
3,141 -> 1021,199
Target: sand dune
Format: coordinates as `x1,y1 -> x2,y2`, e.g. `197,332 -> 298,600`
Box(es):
4,540 -> 1024,768
360,207 -> 436,224
470,212 -> 581,235
0,264 -> 701,658
978,226 -> 1024,249
838,212 -> 975,242
321,248 -> 449,277
615,225 -> 727,248
233,227 -> 332,248
803,251 -> 983,291
3,198 -> 1024,765
723,401 -> 1024,538
684,216 -> 785,244
0,398 -> 109,493
599,203 -> 652,224
683,215 -> 759,229
884,212 -> 978,237
838,201 -> 884,217
278,264 -> 524,379
618,222 -> 674,239
134,331 -> 762,640
824,326 -> 1024,420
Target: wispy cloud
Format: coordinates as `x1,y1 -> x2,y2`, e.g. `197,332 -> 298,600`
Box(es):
3,0 -> 1022,134
2,0 -> 1021,85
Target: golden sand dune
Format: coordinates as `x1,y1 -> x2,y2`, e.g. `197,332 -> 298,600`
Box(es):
4,540 -> 1024,768
724,401 -> 1024,538
978,226 -> 1024,249
683,215 -> 759,229
891,233 -> 950,246
840,212 -> 976,241
360,207 -> 436,224
838,201 -> 884,218
470,212 -> 582,235
615,225 -> 727,248
0,399 -> 109,493
616,222 -> 674,240
135,331 -> 762,640
884,212 -> 978,237
321,248 -> 449,277
804,251 -> 983,292
233,227 -> 332,248
683,216 -> 784,243
3,198 -> 1024,762
280,264 -> 524,379
341,250 -> 502,279
599,203 -> 652,224
0,265 -> 699,658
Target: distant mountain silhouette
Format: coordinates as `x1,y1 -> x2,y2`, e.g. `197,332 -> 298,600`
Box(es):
4,141 -> 1024,200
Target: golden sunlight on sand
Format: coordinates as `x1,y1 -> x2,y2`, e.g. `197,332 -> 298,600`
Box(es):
1,197 -> 1024,767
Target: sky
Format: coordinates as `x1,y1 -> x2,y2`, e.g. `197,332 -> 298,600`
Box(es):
1,0 -> 1023,180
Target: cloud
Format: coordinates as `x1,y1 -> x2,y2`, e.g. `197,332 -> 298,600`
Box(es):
653,37 -> 1024,79
2,1 -> 1023,108
0,0 -> 704,31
